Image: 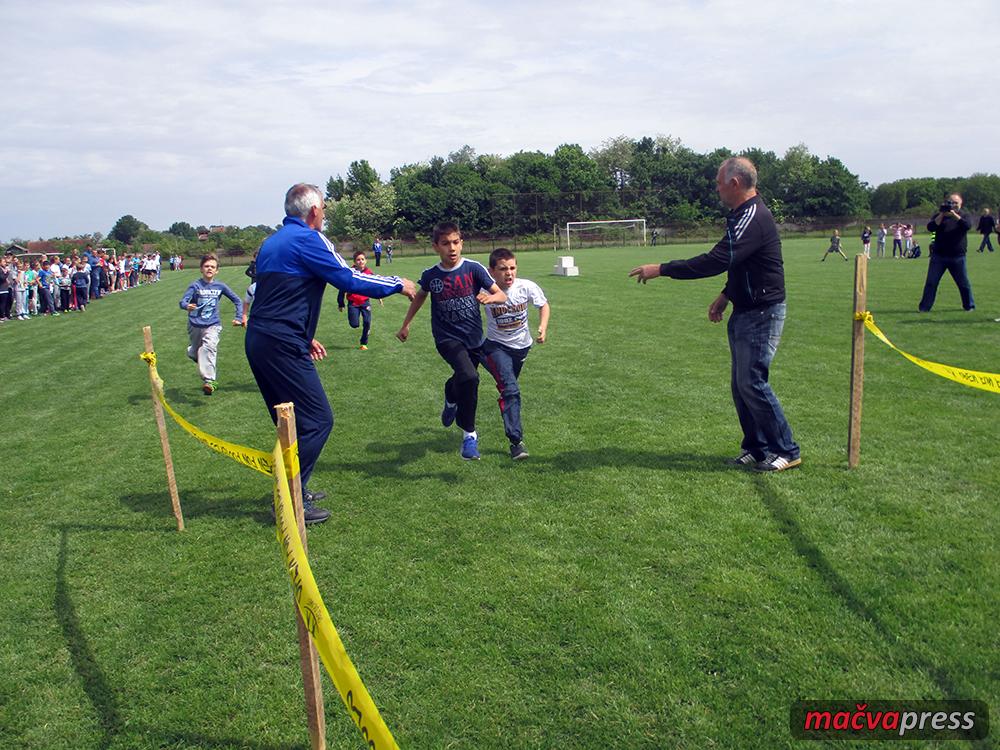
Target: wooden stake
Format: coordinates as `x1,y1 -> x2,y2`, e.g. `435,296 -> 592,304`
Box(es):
847,254 -> 868,468
275,403 -> 326,750
142,326 -> 184,531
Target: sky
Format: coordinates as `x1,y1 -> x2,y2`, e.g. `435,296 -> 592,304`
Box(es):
1,0 -> 995,242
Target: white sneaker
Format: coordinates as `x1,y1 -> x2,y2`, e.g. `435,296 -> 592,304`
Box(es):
753,454 -> 802,472
726,450 -> 758,467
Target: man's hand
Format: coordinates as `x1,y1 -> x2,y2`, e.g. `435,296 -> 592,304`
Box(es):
186,303 -> 197,311
537,327 -> 547,344
628,264 -> 661,284
309,339 -> 327,361
396,324 -> 409,342
399,278 -> 417,300
708,293 -> 729,323
338,306 -> 345,312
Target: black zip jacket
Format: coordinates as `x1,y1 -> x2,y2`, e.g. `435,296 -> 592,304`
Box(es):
659,195 -> 785,312
927,211 -> 972,256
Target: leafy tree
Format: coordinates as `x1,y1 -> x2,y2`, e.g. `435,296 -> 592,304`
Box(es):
589,135 -> 635,189
345,160 -> 380,197
390,163 -> 448,235
167,221 -> 197,239
326,176 -> 345,201
325,183 -> 397,238
136,228 -> 163,245
957,173 -> 1000,211
447,145 -> 477,165
109,214 -> 147,244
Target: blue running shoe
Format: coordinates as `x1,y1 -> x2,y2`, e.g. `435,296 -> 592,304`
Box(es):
461,435 -> 480,460
441,399 -> 458,427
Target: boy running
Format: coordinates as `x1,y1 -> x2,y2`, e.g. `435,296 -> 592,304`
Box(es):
396,222 -> 506,460
179,254 -> 243,394
480,249 -> 550,460
821,229 -> 847,261
337,250 -> 382,350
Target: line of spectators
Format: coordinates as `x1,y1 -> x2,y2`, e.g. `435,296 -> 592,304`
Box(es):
0,248 -> 166,322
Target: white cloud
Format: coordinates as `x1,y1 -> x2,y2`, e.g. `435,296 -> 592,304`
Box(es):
1,0 -> 996,239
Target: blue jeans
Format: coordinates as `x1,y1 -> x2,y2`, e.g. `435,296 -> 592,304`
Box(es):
978,234 -> 994,252
727,303 -> 799,460
918,254 -> 974,311
482,341 -> 530,444
347,303 -> 371,345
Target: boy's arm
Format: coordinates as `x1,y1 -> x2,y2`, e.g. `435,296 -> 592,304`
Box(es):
536,302 -> 550,344
221,283 -> 244,324
179,283 -> 196,311
396,290 -> 428,342
476,283 -> 506,305
337,289 -> 346,310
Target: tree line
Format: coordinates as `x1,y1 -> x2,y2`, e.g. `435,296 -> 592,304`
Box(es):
323,135 -> 1000,242
13,136 -> 998,254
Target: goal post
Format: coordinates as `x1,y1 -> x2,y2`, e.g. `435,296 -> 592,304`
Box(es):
563,219 -> 647,252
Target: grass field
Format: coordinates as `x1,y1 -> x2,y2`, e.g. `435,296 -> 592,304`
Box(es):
1,238 -> 997,750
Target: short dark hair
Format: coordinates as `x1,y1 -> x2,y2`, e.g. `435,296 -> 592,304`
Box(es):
353,250 -> 366,259
432,222 -> 461,245
489,248 -> 515,268
200,254 -> 218,267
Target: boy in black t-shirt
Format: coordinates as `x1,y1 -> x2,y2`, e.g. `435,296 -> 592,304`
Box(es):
396,223 -> 506,460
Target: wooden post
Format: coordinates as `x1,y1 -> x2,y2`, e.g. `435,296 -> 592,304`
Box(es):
847,254 -> 868,468
275,403 -> 326,750
142,326 -> 184,531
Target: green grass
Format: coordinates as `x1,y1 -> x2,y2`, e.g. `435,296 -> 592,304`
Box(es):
1,238 -> 997,749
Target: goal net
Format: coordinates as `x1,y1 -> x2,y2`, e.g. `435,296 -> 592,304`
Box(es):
562,219 -> 647,252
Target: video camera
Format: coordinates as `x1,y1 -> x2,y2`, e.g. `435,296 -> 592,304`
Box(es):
939,199 -> 959,213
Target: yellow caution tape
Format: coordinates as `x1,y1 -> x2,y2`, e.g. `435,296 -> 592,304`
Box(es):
140,350 -> 396,746
139,352 -> 299,476
272,442 -> 399,750
857,312 -> 1000,394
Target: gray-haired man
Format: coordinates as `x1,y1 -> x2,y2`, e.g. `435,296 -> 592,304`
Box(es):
629,156 -> 801,472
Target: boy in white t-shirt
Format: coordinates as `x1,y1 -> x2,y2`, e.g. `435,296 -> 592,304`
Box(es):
480,248 -> 550,460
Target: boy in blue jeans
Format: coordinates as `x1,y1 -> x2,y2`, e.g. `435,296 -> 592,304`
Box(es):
396,222 -> 506,460
179,254 -> 243,394
337,250 -> 382,350
481,248 -> 550,460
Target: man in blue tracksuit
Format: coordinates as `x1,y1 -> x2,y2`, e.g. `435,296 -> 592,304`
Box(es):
245,184 -> 416,524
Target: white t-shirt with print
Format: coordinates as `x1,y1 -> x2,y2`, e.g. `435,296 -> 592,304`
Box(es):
482,278 -> 547,349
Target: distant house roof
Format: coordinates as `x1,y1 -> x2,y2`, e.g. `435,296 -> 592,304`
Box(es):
5,243 -> 29,255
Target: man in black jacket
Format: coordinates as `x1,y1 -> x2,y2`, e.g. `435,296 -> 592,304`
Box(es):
629,156 -> 800,472
919,194 -> 975,312
976,208 -> 995,253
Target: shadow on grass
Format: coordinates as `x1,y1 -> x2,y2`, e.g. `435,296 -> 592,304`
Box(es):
536,448 -> 732,474
894,315 -> 992,326
320,441 -> 733,481
120,490 -> 274,527
54,526 -> 309,750
751,476 -> 965,703
55,526 -> 121,750
318,428 -> 462,483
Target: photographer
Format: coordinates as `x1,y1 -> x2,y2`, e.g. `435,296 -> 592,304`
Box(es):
918,193 -> 974,312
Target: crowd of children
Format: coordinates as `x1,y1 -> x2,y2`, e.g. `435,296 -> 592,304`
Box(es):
0,248 -> 170,322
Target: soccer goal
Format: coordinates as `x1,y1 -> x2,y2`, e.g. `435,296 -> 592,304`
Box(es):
561,219 -> 647,252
